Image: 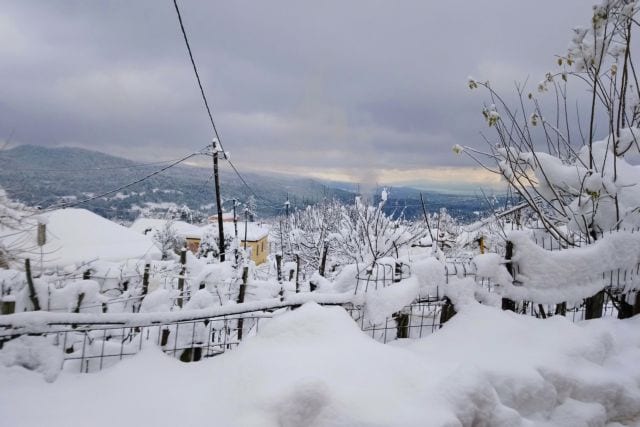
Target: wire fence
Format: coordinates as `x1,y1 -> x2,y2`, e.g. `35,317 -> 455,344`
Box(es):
2,233 -> 640,374
0,294 -> 447,373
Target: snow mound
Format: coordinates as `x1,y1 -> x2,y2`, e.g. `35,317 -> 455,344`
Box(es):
2,303 -> 640,426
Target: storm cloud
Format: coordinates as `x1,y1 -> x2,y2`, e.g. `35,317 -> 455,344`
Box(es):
0,0 -> 591,190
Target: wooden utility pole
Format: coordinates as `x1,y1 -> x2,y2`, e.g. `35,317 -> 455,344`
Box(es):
244,207 -> 249,250
232,199 -> 238,264
177,247 -> 187,308
24,259 -> 41,311
232,199 -> 238,238
419,192 -> 434,243
212,144 -> 225,262
285,195 -> 290,218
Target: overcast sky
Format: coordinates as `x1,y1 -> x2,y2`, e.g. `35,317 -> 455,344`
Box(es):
0,1 -> 592,191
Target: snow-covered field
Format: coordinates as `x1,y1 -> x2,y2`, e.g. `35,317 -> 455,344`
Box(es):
2,302 -> 640,427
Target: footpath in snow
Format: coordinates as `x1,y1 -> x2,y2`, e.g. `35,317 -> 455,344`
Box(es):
2,302 -> 640,427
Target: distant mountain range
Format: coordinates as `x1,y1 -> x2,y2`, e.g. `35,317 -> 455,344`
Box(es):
0,145 -> 504,223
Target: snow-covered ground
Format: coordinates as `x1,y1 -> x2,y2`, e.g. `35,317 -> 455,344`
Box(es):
2,302 -> 640,427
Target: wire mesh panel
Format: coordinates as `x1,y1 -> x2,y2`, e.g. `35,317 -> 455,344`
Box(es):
354,261 -> 411,293
0,312 -> 270,373
344,298 -> 444,344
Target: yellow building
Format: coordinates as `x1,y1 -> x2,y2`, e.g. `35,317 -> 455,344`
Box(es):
238,223 -> 269,265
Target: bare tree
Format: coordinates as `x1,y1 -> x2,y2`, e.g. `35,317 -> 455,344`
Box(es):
460,0 -> 640,245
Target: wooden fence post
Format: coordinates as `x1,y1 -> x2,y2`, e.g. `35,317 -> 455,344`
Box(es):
319,241 -> 329,277
295,254 -> 300,293
236,267 -> 248,341
502,241 -> 516,312
276,254 -> 282,283
585,290 -> 604,319
393,311 -> 410,338
73,293 -> 85,314
617,294 -> 634,319
177,247 -> 187,308
24,258 -> 41,311
440,297 -> 456,325
555,302 -> 567,316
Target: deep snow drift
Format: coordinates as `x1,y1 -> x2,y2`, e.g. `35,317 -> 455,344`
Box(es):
2,302 -> 640,427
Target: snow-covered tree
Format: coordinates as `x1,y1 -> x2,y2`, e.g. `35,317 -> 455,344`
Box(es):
329,194 -> 427,266
0,186 -> 34,268
460,0 -> 640,318
153,220 -> 182,260
462,0 -> 640,245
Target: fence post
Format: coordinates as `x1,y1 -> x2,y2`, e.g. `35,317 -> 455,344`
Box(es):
393,262 -> 402,283
502,241 -> 516,311
73,293 -> 85,313
440,297 -> 456,325
584,290 -> 604,319
555,302 -> 567,316
319,241 -> 329,277
393,311 -> 410,338
24,258 -> 41,311
634,291 -> 640,317
134,263 -> 151,313
177,247 -> 187,308
236,267 -> 248,341
295,254 -> 300,293
617,294 -> 634,319
276,254 -> 282,283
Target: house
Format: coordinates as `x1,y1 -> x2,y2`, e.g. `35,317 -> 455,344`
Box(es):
129,218 -> 204,253
0,208 -> 162,268
237,222 -> 269,265
201,222 -> 269,265
129,217 -> 269,264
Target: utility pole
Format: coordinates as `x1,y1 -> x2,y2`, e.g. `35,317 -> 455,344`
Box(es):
244,207 -> 249,251
212,140 -> 225,262
285,195 -> 290,218
233,198 -> 238,264
232,198 -> 238,238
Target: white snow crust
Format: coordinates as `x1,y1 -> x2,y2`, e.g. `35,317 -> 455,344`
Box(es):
2,302 -> 640,426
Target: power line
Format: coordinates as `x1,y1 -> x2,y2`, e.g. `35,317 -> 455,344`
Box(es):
172,0 -> 282,211
43,147 -> 209,211
172,0 -> 223,151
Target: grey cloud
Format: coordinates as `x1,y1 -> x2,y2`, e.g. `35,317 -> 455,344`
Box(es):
0,0 -> 593,187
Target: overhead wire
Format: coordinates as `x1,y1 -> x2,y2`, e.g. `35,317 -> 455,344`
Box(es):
42,146 -> 210,212
171,0 -> 283,211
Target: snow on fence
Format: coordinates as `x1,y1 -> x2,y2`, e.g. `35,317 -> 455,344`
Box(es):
2,231 -> 640,375
0,292 -> 447,373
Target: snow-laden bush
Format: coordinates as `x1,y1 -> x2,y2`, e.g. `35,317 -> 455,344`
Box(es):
463,0 -> 640,244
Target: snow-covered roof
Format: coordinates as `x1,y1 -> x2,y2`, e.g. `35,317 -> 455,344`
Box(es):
130,218 -> 268,242
0,208 -> 161,267
205,222 -> 269,242
130,218 -> 204,239
233,222 -> 269,241
208,212 -> 235,221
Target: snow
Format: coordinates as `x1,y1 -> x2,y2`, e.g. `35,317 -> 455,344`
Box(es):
1,208 -> 161,267
0,335 -> 63,383
411,257 -> 446,297
506,231 -> 640,304
364,276 -> 420,324
2,302 -> 640,426
130,218 -> 204,239
131,218 -> 269,243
